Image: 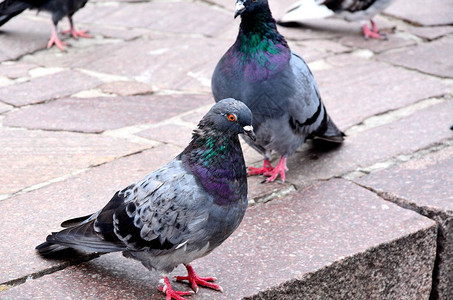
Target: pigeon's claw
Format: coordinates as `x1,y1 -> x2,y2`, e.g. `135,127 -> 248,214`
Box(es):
362,20 -> 387,40
248,159 -> 274,176
265,156 -> 287,183
47,32 -> 67,50
175,265 -> 223,293
159,277 -> 194,300
62,28 -> 92,39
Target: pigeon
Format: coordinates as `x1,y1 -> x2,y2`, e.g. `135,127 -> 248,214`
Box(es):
0,0 -> 91,50
279,0 -> 395,39
36,99 -> 256,300
211,0 -> 344,183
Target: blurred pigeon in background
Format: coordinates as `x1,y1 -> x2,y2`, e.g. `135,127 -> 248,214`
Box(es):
279,0 -> 394,39
36,99 -> 256,300
0,0 -> 91,50
212,0 -> 344,183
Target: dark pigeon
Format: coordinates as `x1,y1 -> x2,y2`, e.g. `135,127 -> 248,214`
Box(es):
36,99 -> 256,300
0,0 -> 91,50
212,0 -> 344,183
280,0 -> 395,39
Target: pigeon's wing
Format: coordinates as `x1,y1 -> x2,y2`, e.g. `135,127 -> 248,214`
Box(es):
287,52 -> 344,142
37,159 -> 210,255
285,52 -> 327,136
113,160 -> 210,253
0,0 -> 31,26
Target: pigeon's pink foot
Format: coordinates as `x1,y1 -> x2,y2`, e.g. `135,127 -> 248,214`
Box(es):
265,156 -> 287,183
174,264 -> 223,293
62,28 -> 92,39
47,25 -> 66,50
362,20 -> 387,40
158,277 -> 194,300
248,159 -> 274,176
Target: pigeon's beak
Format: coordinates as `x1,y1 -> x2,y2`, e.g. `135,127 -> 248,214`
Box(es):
243,125 -> 256,141
234,1 -> 246,18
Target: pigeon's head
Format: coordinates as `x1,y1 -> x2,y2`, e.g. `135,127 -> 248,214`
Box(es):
204,98 -> 256,141
234,0 -> 269,18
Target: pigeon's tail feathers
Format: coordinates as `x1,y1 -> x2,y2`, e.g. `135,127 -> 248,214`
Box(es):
35,241 -> 71,256
280,0 -> 334,23
312,116 -> 345,144
36,220 -> 125,256
60,213 -> 96,228
0,0 -> 31,27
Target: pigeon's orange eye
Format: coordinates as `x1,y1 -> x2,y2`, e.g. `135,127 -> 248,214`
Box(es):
228,114 -> 237,122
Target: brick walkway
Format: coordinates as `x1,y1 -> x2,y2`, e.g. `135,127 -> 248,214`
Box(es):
0,0 -> 452,299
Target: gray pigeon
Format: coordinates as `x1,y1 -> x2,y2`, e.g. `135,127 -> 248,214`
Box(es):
212,0 -> 344,183
280,0 -> 395,39
36,99 -> 256,299
0,0 -> 91,50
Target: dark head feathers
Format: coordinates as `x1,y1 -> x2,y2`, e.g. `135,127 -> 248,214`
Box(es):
235,0 -> 271,18
200,98 -> 256,141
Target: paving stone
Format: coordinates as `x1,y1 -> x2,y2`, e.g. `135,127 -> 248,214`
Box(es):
27,37 -> 231,92
0,128 -> 148,196
0,62 -> 38,79
89,1 -> 232,37
384,0 -> 453,26
0,144 -> 182,284
3,94 -> 212,133
407,25 -> 453,41
136,123 -> 194,148
0,70 -> 102,107
98,81 -> 154,96
356,146 -> 453,299
378,35 -> 453,79
338,32 -> 416,54
87,25 -> 150,41
0,180 -> 437,299
0,102 -> 12,114
284,99 -> 453,185
0,14 -> 50,62
312,60 -> 452,129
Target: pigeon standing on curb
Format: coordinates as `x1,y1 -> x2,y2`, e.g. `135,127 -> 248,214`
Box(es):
279,0 -> 395,39
0,0 -> 92,50
212,0 -> 344,183
36,99 -> 256,300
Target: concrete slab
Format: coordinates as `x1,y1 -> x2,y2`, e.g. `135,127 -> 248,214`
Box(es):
92,2 -> 232,37
378,35 -> 453,79
384,0 -> 453,26
406,25 -> 453,41
0,14 -> 50,62
356,146 -> 453,299
3,94 -> 212,133
98,81 -> 154,96
312,61 -> 452,129
338,33 -> 416,54
284,99 -> 453,185
0,62 -> 38,79
0,180 -> 437,299
0,70 -> 102,107
0,102 -> 12,114
22,37 -> 231,92
0,128 -> 148,196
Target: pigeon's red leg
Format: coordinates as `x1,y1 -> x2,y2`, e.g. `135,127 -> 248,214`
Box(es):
174,264 -> 223,293
47,24 -> 67,50
158,277 -> 194,300
265,156 -> 287,182
362,20 -> 386,40
62,17 -> 92,39
248,159 -> 274,176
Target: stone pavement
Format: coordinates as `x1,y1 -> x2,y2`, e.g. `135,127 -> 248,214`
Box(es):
0,0 -> 452,299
